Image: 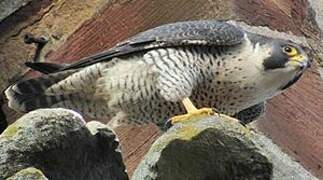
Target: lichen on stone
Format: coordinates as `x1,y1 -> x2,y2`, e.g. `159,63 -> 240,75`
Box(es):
6,167 -> 48,180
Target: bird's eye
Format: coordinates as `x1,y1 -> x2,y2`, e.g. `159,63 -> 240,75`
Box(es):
282,46 -> 298,56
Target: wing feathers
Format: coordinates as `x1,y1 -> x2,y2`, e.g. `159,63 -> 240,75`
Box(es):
61,20 -> 244,70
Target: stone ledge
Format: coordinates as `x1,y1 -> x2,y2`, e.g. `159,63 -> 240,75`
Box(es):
0,108 -> 128,180
133,115 -> 317,180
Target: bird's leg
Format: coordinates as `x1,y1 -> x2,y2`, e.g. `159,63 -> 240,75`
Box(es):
171,97 -> 215,124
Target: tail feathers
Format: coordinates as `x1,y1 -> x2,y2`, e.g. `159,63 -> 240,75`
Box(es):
6,86 -> 111,118
5,89 -> 68,112
5,70 -> 76,112
12,71 -> 74,94
5,65 -> 109,118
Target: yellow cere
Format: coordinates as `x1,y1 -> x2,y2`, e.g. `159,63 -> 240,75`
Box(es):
290,54 -> 305,62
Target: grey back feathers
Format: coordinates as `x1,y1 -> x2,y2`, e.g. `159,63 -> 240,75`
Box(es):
59,20 -> 245,70
121,20 -> 244,47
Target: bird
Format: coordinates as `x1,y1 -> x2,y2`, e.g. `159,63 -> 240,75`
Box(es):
5,20 -> 309,129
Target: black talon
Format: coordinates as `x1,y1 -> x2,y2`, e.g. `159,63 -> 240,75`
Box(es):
164,119 -> 173,130
211,107 -> 221,117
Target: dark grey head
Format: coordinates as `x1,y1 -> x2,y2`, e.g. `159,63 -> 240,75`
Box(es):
263,40 -> 309,71
260,39 -> 310,90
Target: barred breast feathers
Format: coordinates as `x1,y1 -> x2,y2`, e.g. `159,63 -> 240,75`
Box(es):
96,56 -> 157,109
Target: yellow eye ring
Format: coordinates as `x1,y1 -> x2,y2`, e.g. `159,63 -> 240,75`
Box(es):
282,46 -> 298,56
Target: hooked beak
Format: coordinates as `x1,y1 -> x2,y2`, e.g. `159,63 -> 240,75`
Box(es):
288,54 -> 309,70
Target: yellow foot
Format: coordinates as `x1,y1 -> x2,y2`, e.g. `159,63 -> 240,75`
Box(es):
171,108 -> 215,124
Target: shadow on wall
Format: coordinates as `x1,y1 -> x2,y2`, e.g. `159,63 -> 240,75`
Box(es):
0,97 -> 7,133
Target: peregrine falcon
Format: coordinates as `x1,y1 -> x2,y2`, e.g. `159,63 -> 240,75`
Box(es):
5,20 -> 309,128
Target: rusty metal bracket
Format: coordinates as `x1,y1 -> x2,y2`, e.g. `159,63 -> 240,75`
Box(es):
24,33 -> 49,62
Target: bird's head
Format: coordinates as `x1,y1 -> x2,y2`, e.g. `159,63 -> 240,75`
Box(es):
260,40 -> 310,90
263,40 -> 309,71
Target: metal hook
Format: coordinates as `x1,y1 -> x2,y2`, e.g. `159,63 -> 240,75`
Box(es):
24,33 -> 49,62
